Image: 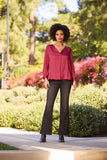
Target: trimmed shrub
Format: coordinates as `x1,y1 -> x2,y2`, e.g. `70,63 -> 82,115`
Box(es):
0,104 -> 14,127
0,86 -> 47,104
0,84 -> 106,137
69,104 -> 105,137
0,89 -> 14,103
100,82 -> 107,116
52,105 -> 60,134
13,102 -> 44,131
0,66 -> 3,80
0,83 -> 107,112
101,81 -> 107,94
0,102 -> 105,137
70,83 -> 107,114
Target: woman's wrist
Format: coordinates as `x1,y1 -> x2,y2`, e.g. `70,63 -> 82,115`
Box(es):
73,80 -> 76,84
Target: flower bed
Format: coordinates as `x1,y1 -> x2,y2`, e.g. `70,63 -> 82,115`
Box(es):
75,56 -> 107,85
4,71 -> 44,89
4,56 -> 107,89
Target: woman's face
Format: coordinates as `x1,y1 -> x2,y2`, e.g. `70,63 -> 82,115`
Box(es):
55,30 -> 64,42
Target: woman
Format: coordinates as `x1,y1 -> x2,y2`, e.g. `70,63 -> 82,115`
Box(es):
40,23 -> 77,142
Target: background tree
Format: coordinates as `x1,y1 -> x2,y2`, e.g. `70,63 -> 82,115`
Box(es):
29,8 -> 37,65
77,0 -> 107,57
0,0 -> 41,64
0,0 -> 64,65
29,0 -> 64,65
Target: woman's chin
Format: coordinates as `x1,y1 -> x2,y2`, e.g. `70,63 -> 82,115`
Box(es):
57,40 -> 63,42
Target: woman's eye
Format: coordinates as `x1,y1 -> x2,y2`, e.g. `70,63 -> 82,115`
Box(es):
56,34 -> 63,36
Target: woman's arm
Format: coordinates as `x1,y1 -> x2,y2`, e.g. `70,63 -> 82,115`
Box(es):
42,45 -> 50,89
69,48 -> 77,91
43,45 -> 49,79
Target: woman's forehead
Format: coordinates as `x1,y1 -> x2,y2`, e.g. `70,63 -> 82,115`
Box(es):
55,30 -> 64,33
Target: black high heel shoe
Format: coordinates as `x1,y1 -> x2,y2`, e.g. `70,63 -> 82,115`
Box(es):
59,135 -> 64,142
40,134 -> 46,142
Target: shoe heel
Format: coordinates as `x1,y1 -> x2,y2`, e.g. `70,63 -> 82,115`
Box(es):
59,135 -> 64,142
40,134 -> 46,142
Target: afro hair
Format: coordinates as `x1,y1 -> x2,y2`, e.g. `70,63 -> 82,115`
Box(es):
49,23 -> 70,41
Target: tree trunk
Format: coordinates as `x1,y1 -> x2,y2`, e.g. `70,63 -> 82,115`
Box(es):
29,8 -> 37,65
29,26 -> 36,65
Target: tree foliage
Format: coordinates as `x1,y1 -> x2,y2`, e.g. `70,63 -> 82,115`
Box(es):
0,0 -> 64,64
0,0 -> 40,64
78,0 -> 107,57
0,0 -> 107,66
40,0 -> 107,60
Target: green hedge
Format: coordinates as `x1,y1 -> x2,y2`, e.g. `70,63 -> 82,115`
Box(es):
0,102 -> 105,137
69,104 -> 105,137
0,102 -> 60,132
0,82 -> 107,137
70,83 -> 107,110
0,86 -> 47,105
0,83 -> 107,111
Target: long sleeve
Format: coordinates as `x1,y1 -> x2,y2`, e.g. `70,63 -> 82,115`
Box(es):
69,48 -> 76,81
42,45 -> 49,79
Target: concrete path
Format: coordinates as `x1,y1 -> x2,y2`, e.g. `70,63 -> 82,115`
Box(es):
0,127 -> 107,151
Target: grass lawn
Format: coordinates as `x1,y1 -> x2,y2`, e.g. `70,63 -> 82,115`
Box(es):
0,143 -> 19,150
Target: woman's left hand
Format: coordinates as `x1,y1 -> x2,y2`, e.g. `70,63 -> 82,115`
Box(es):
72,81 -> 77,91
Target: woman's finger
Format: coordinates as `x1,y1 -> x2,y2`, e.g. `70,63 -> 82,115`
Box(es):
47,81 -> 50,88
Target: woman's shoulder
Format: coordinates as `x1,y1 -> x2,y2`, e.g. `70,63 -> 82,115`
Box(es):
45,44 -> 53,50
65,45 -> 72,51
46,44 -> 53,47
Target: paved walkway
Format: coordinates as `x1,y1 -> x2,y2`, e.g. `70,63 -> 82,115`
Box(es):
0,127 -> 107,151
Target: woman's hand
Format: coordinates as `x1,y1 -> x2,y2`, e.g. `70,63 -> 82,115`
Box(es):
44,78 -> 50,89
72,81 -> 77,91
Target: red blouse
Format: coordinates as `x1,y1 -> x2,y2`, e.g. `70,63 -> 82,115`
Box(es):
42,44 -> 76,81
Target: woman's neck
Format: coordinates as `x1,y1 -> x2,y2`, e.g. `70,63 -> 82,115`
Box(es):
54,42 -> 64,46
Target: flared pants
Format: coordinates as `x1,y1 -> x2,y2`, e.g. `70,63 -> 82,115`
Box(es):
40,79 -> 72,136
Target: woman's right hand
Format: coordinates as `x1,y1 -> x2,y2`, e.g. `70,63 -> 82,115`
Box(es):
72,81 -> 77,91
44,78 -> 50,89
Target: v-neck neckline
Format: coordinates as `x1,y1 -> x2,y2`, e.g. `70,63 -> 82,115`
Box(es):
52,44 -> 66,53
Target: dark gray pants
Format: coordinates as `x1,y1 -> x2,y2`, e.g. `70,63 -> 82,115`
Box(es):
40,79 -> 72,136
